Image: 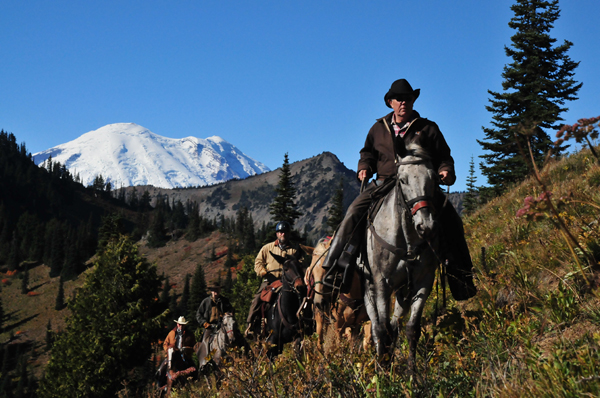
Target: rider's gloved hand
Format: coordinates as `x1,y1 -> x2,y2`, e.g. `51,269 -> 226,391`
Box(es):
203,322 -> 211,328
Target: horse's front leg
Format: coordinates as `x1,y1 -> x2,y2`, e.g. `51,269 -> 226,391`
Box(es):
364,280 -> 392,359
405,275 -> 435,375
315,310 -> 325,351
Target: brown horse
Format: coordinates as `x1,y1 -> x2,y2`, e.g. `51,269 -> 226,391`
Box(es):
305,237 -> 371,351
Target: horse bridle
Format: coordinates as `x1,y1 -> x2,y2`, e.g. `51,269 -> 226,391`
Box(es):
395,158 -> 436,217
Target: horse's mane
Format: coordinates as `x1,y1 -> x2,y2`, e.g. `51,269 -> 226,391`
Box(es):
308,237 -> 330,260
404,143 -> 431,161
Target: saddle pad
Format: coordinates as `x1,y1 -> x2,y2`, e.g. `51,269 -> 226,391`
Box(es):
260,280 -> 283,302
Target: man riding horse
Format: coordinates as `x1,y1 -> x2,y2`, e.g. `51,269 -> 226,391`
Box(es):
322,78 -> 476,300
156,316 -> 197,390
196,283 -> 233,342
245,221 -> 305,338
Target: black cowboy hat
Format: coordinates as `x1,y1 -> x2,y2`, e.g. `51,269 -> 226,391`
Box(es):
208,283 -> 221,291
384,79 -> 420,108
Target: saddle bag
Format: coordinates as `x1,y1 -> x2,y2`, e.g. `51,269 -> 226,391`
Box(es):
260,280 -> 283,303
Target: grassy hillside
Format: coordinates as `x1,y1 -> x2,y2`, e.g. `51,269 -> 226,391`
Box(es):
175,147 -> 600,397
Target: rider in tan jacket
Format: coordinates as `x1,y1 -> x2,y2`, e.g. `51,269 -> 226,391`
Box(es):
244,221 -> 305,338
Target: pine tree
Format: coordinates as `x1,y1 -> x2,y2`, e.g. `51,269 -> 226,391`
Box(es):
8,230 -> 20,271
327,178 -> 345,233
230,255 -> 261,319
160,276 -> 171,305
147,209 -> 168,248
20,264 -> 29,294
178,274 -> 191,318
0,296 -> 4,333
187,263 -> 207,325
224,241 -> 237,268
97,213 -> 123,253
45,320 -> 53,351
243,213 -> 257,254
463,156 -> 479,214
38,236 -> 164,398
222,268 -> 233,298
139,190 -> 152,211
61,227 -> 79,280
186,202 -> 201,241
269,153 -> 302,228
168,291 -> 178,319
55,276 -> 65,311
477,0 -> 581,197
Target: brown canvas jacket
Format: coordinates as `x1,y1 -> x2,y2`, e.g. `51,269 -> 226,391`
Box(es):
357,111 -> 456,184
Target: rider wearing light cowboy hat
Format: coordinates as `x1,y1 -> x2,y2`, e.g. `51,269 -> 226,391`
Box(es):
321,78 -> 476,300
162,316 -> 196,370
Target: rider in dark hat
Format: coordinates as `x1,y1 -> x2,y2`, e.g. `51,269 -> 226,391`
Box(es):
196,283 -> 233,340
322,78 -> 476,300
244,221 -> 305,338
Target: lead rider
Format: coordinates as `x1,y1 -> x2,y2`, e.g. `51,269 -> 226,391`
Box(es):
322,78 -> 476,300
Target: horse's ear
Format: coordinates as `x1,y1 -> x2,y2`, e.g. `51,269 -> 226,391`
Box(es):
269,251 -> 286,265
395,137 -> 407,158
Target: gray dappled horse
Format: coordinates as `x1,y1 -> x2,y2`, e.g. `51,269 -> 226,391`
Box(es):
196,313 -> 248,372
363,143 -> 439,373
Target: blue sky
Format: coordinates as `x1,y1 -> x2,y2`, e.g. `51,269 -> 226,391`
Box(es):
2,1 -> 599,191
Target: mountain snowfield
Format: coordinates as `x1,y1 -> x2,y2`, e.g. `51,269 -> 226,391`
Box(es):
32,123 -> 270,189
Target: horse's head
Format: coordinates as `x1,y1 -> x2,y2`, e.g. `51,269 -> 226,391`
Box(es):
308,238 -> 333,309
270,252 -> 305,290
396,144 -> 437,239
221,313 -> 236,344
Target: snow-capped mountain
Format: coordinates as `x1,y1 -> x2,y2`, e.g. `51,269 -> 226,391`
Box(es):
32,123 -> 270,189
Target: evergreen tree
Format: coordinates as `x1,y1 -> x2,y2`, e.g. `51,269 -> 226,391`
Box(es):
327,178 -> 345,234
129,187 -> 139,210
171,200 -> 187,231
15,354 -> 27,398
160,276 -> 171,305
243,213 -> 257,254
168,291 -> 178,319
0,296 -> 4,332
139,190 -> 152,212
45,320 -> 53,351
224,241 -> 237,269
38,236 -> 164,398
91,174 -> 105,192
185,202 -> 201,241
20,264 -> 29,294
178,274 -> 191,318
230,255 -> 261,319
97,213 -> 123,254
463,156 -> 479,214
222,268 -> 233,298
8,230 -> 20,271
147,209 -> 168,248
187,263 -> 207,325
478,0 -> 581,197
55,275 -> 65,311
48,221 -> 65,278
269,153 -> 302,228
61,227 -> 79,280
